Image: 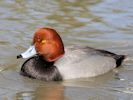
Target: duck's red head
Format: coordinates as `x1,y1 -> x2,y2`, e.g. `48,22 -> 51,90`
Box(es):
17,28 -> 65,62
33,28 -> 65,62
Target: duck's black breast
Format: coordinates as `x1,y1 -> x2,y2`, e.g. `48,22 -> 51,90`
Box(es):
20,56 -> 62,81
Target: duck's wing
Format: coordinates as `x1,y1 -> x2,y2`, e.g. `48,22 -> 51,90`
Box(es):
55,46 -> 125,79
64,46 -> 125,67
55,45 -> 117,65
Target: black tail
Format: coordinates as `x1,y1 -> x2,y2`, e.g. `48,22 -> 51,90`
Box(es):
91,48 -> 126,67
115,55 -> 126,67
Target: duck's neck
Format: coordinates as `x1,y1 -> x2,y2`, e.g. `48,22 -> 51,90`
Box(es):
35,55 -> 55,67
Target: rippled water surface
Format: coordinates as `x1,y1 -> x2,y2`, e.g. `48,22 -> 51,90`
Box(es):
0,0 -> 133,100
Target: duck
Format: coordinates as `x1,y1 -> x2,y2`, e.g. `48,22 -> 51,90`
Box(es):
17,27 -> 125,81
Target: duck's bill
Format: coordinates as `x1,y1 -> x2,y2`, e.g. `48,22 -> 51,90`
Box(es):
17,45 -> 37,59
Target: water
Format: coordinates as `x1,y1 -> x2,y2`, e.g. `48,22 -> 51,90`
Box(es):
0,0 -> 133,99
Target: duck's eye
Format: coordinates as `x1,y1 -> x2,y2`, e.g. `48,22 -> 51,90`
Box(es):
41,40 -> 46,44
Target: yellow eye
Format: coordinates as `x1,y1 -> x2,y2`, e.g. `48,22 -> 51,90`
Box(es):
41,40 -> 46,44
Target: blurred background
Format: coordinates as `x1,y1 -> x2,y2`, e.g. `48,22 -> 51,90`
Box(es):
0,0 -> 133,100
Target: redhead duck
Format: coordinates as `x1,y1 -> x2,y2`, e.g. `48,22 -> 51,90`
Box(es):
17,28 -> 125,81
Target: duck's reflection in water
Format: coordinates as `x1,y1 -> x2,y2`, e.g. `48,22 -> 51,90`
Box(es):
15,85 -> 64,100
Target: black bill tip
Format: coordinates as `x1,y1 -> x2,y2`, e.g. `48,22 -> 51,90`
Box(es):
17,55 -> 22,59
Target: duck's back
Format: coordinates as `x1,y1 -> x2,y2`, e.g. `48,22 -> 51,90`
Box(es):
55,46 -> 125,79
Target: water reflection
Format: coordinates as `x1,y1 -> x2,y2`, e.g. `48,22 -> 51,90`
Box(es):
15,85 -> 64,100
34,86 -> 64,100
15,91 -> 35,100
